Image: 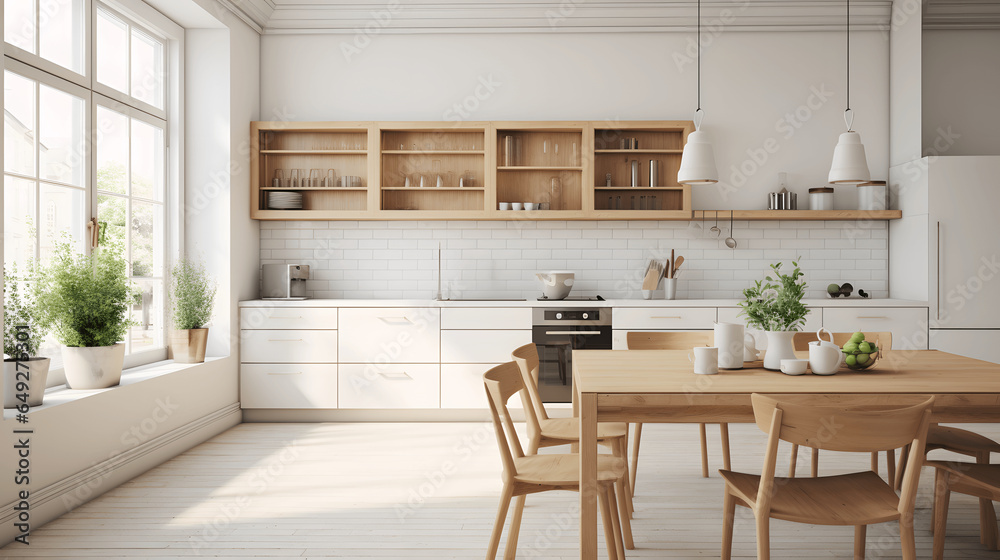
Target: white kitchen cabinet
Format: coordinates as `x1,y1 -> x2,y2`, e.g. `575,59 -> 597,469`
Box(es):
441,330 -> 533,363
930,329 -> 1000,364
822,307 -> 929,350
339,308 -> 440,363
440,363 -> 525,409
441,307 -> 531,330
239,307 -> 338,330
338,363 -> 440,409
241,364 -> 338,409
240,330 -> 338,363
613,307 -> 717,330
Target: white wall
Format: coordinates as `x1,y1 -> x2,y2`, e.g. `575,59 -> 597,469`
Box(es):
889,0 -> 922,166
260,30 -> 890,210
261,219 -> 889,300
923,30 -> 1000,157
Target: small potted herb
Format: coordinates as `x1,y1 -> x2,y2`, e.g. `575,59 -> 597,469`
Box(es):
169,259 -> 216,363
33,238 -> 137,389
3,263 -> 50,407
738,259 -> 810,370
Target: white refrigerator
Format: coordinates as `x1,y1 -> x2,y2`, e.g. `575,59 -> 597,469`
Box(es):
923,156 -> 1000,363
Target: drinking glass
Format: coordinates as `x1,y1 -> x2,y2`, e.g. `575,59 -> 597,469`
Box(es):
461,170 -> 474,188
326,169 -> 336,188
289,169 -> 300,189
571,142 -> 579,165
542,140 -> 550,165
273,169 -> 284,189
554,143 -> 560,165
309,169 -> 322,188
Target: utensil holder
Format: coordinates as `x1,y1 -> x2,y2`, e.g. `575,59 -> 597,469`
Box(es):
663,278 -> 677,300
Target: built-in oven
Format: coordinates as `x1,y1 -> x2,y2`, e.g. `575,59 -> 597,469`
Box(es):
531,306 -> 612,403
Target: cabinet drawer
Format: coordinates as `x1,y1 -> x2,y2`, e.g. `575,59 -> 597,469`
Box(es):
611,330 -> 710,350
338,363 -> 440,409
612,307 -> 717,330
339,308 -> 440,363
822,307 -> 929,350
441,363 -> 523,409
240,307 -> 337,330
441,308 -> 531,330
240,330 -> 338,363
441,330 -> 533,363
241,364 -> 338,409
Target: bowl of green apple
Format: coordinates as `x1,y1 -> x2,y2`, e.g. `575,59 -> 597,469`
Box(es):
842,331 -> 882,371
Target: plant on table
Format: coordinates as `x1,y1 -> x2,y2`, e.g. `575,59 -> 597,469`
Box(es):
739,259 -> 810,370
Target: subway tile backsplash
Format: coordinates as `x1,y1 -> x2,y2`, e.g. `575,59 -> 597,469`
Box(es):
259,220 -> 889,300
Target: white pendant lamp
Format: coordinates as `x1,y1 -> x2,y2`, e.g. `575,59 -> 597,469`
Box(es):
828,0 -> 871,185
678,0 -> 719,185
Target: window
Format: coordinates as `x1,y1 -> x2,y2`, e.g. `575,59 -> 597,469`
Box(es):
4,1 -> 179,377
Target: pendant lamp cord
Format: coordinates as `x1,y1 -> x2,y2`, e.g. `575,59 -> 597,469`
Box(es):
697,0 -> 702,112
846,0 -> 850,113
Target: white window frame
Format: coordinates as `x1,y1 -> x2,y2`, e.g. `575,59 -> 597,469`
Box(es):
4,0 -> 183,375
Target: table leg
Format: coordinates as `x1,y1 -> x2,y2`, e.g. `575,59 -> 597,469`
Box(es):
580,391 -> 598,560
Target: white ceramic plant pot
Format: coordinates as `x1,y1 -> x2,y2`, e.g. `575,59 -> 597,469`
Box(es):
3,357 -> 50,408
763,331 -> 798,371
61,344 -> 126,390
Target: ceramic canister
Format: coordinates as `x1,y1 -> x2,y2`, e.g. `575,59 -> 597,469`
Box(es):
714,322 -> 745,369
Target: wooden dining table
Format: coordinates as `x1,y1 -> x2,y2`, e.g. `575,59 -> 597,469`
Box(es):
573,349 -> 1000,559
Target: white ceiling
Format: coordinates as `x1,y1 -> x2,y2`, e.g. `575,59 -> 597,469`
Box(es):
215,0 -> 1000,33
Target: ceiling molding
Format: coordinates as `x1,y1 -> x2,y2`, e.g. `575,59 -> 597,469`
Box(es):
216,0 -> 275,32
923,0 -> 1000,29
260,1 -> 895,34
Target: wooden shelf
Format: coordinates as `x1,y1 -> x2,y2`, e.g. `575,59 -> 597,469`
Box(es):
382,150 -> 484,155
382,187 -> 485,191
720,210 -> 902,221
260,150 -> 367,155
260,187 -> 367,191
594,149 -> 683,154
596,186 -> 683,191
497,166 -> 583,171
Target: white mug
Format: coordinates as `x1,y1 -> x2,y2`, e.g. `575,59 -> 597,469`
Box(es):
743,333 -> 759,362
688,346 -> 719,375
511,202 -> 523,211
714,322 -> 744,369
809,342 -> 844,375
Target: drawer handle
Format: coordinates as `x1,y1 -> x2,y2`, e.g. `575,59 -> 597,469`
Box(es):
856,316 -> 888,320
271,315 -> 303,320
267,338 -> 304,342
379,316 -> 413,325
651,316 -> 683,319
378,371 -> 413,380
267,372 -> 302,376
545,330 -> 602,336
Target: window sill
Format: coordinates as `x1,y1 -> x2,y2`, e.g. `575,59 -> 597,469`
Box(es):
10,357 -> 226,416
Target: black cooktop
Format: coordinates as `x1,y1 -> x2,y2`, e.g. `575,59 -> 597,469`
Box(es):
536,295 -> 605,302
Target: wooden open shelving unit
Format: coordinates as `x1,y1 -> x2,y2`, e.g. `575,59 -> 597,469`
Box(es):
250,121 -> 900,222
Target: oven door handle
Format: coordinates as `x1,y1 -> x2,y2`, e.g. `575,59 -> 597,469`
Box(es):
544,330 -> 603,336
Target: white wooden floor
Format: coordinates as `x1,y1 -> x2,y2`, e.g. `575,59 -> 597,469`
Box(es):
3,422 -> 1000,559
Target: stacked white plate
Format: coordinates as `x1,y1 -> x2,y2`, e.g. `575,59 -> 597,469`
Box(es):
267,191 -> 303,210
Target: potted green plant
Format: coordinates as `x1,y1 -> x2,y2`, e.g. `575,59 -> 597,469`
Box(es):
738,259 -> 810,370
3,262 -> 51,407
169,258 -> 216,363
33,239 -> 137,389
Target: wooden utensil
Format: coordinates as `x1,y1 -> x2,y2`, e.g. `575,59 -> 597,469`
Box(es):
672,255 -> 685,277
670,249 -> 675,278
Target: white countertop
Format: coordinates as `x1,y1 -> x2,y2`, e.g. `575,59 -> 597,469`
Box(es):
239,298 -> 929,308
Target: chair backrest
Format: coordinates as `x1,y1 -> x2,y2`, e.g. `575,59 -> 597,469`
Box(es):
792,331 -> 893,351
750,393 -> 934,516
484,362 -> 527,481
511,343 -> 548,441
626,331 -> 714,350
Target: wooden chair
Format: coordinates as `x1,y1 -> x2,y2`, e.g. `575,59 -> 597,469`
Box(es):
625,331 -> 729,490
896,426 -> 1000,547
721,393 -> 935,560
511,343 -> 634,521
928,461 -> 1000,558
484,362 -> 632,560
789,331 -> 894,480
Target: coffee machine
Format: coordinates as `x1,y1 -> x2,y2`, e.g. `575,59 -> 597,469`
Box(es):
261,264 -> 310,299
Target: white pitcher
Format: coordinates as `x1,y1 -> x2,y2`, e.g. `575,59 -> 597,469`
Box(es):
714,322 -> 745,370
809,328 -> 844,375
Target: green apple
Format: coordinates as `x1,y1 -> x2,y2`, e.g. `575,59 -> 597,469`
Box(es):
850,332 -> 865,344
843,342 -> 860,354
828,283 -> 842,294
856,353 -> 870,365
845,354 -> 858,366
859,342 -> 873,353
